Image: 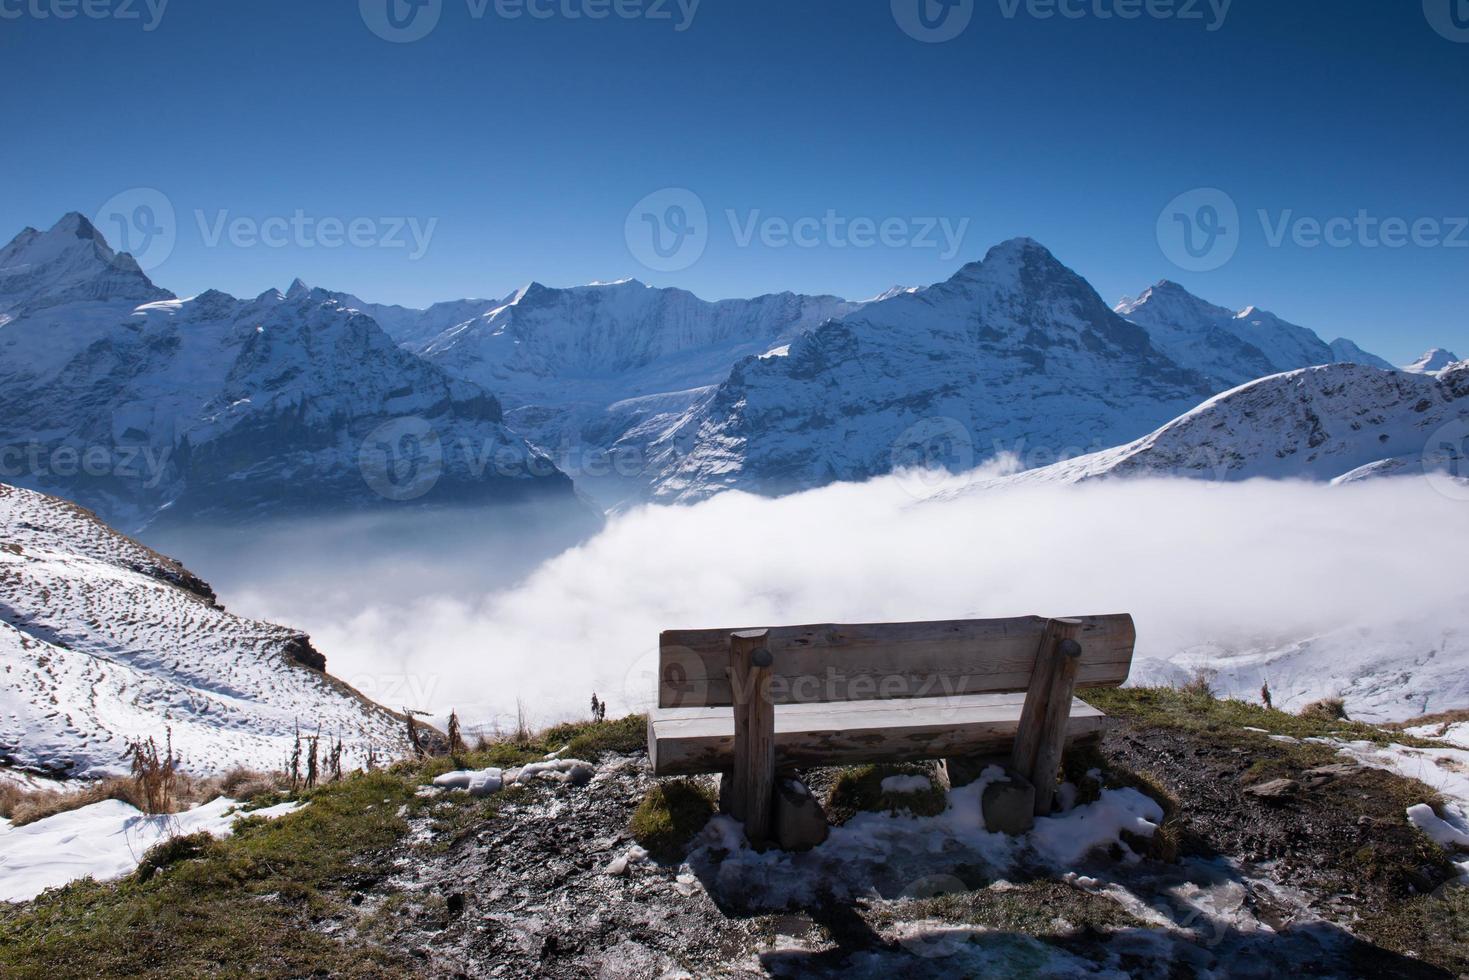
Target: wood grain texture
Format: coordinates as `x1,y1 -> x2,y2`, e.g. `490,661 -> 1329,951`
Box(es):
648,693 -> 1107,776
657,614 -> 1135,709
1025,620 -> 1085,815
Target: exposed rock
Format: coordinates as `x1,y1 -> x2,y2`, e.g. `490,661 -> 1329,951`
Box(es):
773,777 -> 829,852
1244,778 -> 1301,801
981,769 -> 1037,835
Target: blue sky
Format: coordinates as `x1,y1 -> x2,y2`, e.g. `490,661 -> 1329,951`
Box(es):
1,0 -> 1465,362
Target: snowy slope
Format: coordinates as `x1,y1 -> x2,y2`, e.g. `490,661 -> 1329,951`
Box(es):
949,362 -> 1469,490
0,481 -> 410,777
0,217 -> 585,531
1114,280 -> 1393,387
648,239 -> 1217,501
1404,348 -> 1463,376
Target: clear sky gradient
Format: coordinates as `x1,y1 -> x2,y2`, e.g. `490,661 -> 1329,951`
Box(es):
2,0 -> 1465,363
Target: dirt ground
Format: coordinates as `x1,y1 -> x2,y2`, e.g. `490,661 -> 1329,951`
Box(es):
340,715 -> 1465,979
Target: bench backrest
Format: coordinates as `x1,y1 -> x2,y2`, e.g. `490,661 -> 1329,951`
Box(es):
657,613 -> 1135,709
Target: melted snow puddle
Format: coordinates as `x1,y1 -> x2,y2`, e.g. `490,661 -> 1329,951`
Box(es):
0,796 -> 301,903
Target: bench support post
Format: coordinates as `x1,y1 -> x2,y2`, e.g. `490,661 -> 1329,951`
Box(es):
729,629 -> 775,845
1010,617 -> 1085,816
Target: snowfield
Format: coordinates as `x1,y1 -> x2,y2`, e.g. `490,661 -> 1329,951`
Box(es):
0,796 -> 300,904
0,482 -> 410,777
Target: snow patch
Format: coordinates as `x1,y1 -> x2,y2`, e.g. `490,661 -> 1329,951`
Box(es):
0,796 -> 301,903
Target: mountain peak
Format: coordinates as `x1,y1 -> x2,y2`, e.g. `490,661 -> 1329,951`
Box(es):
1404,347 -> 1462,375
0,212 -> 173,313
52,211 -> 104,242
285,277 -> 312,300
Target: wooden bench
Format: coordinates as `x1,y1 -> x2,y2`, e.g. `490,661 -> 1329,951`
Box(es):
646,614 -> 1135,844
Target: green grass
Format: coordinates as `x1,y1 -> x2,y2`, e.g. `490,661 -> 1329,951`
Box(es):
1085,686 -> 1443,748
630,780 -> 717,863
826,764 -> 948,824
0,714 -> 649,979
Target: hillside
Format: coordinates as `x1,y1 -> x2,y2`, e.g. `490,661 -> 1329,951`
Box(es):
2,691 -> 1466,977
0,481 -> 409,777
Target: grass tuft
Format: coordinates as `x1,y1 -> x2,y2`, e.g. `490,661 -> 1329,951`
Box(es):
826,764 -> 947,824
630,779 -> 716,863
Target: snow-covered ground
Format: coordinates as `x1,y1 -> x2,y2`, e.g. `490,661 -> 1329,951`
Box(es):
0,481 -> 410,776
0,796 -> 299,903
693,767 -> 1164,909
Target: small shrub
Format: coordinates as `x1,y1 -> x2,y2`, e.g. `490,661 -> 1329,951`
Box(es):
1300,697 -> 1349,722
126,731 -> 178,814
1179,669 -> 1217,700
630,780 -> 716,862
134,831 -> 218,882
826,764 -> 947,824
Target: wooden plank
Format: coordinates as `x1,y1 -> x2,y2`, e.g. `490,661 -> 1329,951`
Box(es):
734,631 -> 776,845
1010,618 -> 1068,780
648,693 -> 1106,776
658,613 -> 1135,708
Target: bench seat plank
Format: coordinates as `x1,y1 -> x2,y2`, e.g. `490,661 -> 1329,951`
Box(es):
658,614 -> 1135,709
648,693 -> 1105,776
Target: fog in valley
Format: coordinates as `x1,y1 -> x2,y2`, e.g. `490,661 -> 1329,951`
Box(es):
151,473 -> 1469,731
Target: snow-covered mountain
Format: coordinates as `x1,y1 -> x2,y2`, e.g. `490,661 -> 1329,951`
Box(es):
948,361 -> 1469,491
1403,347 -> 1462,376
320,288 -> 505,351
646,239 -> 1219,501
0,216 -> 586,531
404,278 -> 862,502
0,212 -> 172,317
0,481 -> 410,777
1113,280 -> 1394,388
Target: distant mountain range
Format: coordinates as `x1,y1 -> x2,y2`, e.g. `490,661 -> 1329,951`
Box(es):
0,215 -> 586,532
0,212 -> 1457,526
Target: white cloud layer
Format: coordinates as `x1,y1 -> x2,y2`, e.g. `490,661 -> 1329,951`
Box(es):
210,473 -> 1469,730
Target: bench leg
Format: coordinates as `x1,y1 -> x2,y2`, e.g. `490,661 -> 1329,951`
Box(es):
729,629 -> 776,845
1010,617 -> 1085,816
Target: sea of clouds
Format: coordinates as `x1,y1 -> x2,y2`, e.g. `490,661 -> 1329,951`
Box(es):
187,472 -> 1469,730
